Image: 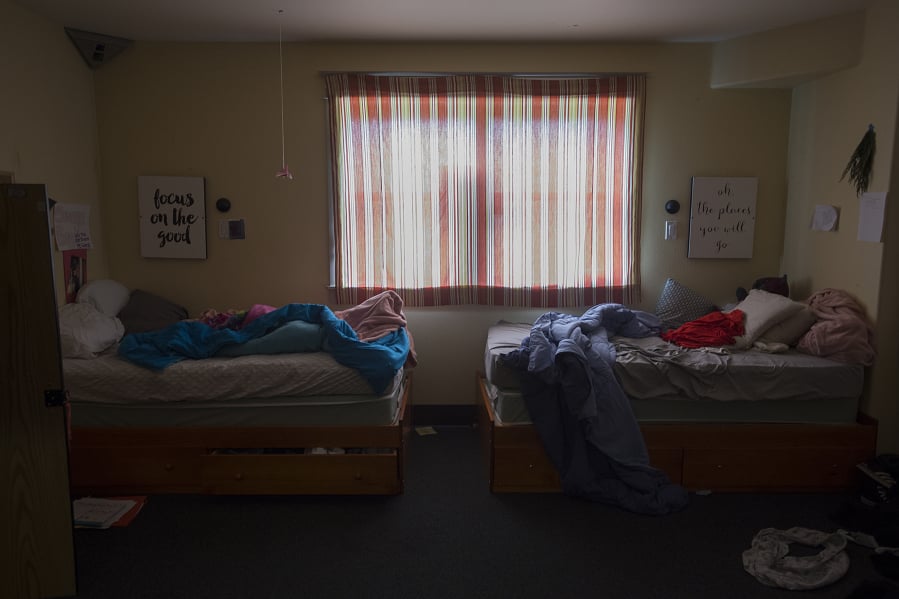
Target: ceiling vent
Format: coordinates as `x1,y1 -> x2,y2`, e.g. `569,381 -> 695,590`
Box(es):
64,28 -> 132,69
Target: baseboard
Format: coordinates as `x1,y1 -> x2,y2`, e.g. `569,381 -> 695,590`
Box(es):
412,405 -> 476,426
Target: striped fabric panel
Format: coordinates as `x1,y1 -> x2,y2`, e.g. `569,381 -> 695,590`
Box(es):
326,74 -> 644,307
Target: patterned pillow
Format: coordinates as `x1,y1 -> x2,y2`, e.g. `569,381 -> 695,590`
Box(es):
655,278 -> 717,331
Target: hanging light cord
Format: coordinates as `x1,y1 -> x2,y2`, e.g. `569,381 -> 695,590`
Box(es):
278,9 -> 286,171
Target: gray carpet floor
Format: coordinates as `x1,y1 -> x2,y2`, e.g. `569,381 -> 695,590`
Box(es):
72,426 -> 897,598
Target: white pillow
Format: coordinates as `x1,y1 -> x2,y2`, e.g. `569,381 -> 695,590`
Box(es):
58,302 -> 124,359
758,307 -> 817,347
729,289 -> 804,350
76,279 -> 131,317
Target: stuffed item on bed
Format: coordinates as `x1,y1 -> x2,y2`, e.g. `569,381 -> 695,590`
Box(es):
736,274 -> 789,302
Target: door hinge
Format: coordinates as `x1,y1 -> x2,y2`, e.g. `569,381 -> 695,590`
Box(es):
44,389 -> 67,407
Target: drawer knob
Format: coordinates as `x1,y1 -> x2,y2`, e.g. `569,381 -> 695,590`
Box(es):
354,472 -> 363,480
716,464 -> 724,469
528,464 -> 535,469
164,463 -> 174,471
234,473 -> 244,480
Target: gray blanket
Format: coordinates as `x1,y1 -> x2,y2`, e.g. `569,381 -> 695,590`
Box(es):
501,303 -> 689,515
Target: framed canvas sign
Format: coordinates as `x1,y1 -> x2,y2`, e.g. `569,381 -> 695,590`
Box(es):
138,176 -> 207,259
687,177 -> 757,259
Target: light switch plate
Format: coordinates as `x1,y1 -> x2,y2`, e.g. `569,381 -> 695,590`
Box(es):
665,220 -> 678,240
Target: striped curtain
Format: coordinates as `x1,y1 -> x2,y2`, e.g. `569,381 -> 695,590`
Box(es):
326,74 -> 644,307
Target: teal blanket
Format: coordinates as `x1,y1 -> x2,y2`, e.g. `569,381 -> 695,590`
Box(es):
118,303 -> 409,393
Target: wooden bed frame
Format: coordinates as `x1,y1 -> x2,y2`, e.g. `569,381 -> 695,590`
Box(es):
69,376 -> 413,496
476,374 -> 878,493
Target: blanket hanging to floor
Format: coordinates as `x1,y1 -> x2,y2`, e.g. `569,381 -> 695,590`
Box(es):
501,303 -> 689,515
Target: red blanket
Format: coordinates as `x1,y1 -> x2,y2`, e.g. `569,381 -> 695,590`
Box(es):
661,309 -> 744,349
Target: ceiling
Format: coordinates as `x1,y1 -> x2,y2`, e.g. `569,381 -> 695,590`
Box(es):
15,0 -> 873,44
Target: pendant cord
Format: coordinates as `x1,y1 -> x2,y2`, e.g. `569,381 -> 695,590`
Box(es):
278,10 -> 286,169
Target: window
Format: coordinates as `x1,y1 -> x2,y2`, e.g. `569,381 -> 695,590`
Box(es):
326,73 -> 645,307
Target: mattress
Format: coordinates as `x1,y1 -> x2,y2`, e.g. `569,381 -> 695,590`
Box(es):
483,322 -> 864,425
484,321 -> 532,389
64,350 -> 383,404
65,350 -> 406,427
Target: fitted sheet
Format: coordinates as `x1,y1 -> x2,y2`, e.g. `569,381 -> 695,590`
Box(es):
483,322 -> 864,424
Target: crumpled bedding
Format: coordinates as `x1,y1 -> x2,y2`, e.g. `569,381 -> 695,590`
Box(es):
336,290 -> 417,367
118,291 -> 412,393
798,288 -> 876,366
501,303 -> 689,515
660,309 -> 744,348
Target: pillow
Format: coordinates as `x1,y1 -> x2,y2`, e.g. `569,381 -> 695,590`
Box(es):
75,279 -> 131,317
729,289 -> 804,350
758,307 -> 817,347
655,278 -> 717,330
58,302 -> 124,358
117,289 -> 189,334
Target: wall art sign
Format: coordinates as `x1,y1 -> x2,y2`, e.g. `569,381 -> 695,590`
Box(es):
138,175 -> 207,259
687,176 -> 757,259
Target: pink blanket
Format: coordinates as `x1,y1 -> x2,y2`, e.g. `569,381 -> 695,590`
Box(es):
798,288 -> 875,366
336,290 -> 417,367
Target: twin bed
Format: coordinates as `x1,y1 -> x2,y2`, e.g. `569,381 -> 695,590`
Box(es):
476,285 -> 878,494
64,286 -> 414,496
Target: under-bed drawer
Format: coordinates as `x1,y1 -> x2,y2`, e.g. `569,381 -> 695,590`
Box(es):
490,444 -> 683,492
200,453 -> 401,495
70,447 -> 202,493
647,447 -> 683,485
682,447 -> 870,491
492,445 -> 560,492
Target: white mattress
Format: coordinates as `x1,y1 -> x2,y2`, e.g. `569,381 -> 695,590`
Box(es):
70,379 -> 406,428
64,350 -> 386,405
65,351 -> 407,428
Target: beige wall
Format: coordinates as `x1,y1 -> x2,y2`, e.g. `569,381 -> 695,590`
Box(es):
0,0 -> 107,301
92,40 -> 792,407
7,1 -> 896,447
710,11 -> 864,89
781,0 -> 899,451
10,0 -> 896,446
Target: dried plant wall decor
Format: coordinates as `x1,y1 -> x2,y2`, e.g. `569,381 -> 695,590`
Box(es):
840,124 -> 876,197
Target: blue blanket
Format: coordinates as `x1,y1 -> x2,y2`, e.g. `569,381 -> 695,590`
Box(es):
118,303 -> 410,394
501,303 -> 689,515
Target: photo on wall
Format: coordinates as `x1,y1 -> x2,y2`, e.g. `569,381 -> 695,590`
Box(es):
64,248 -> 87,303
